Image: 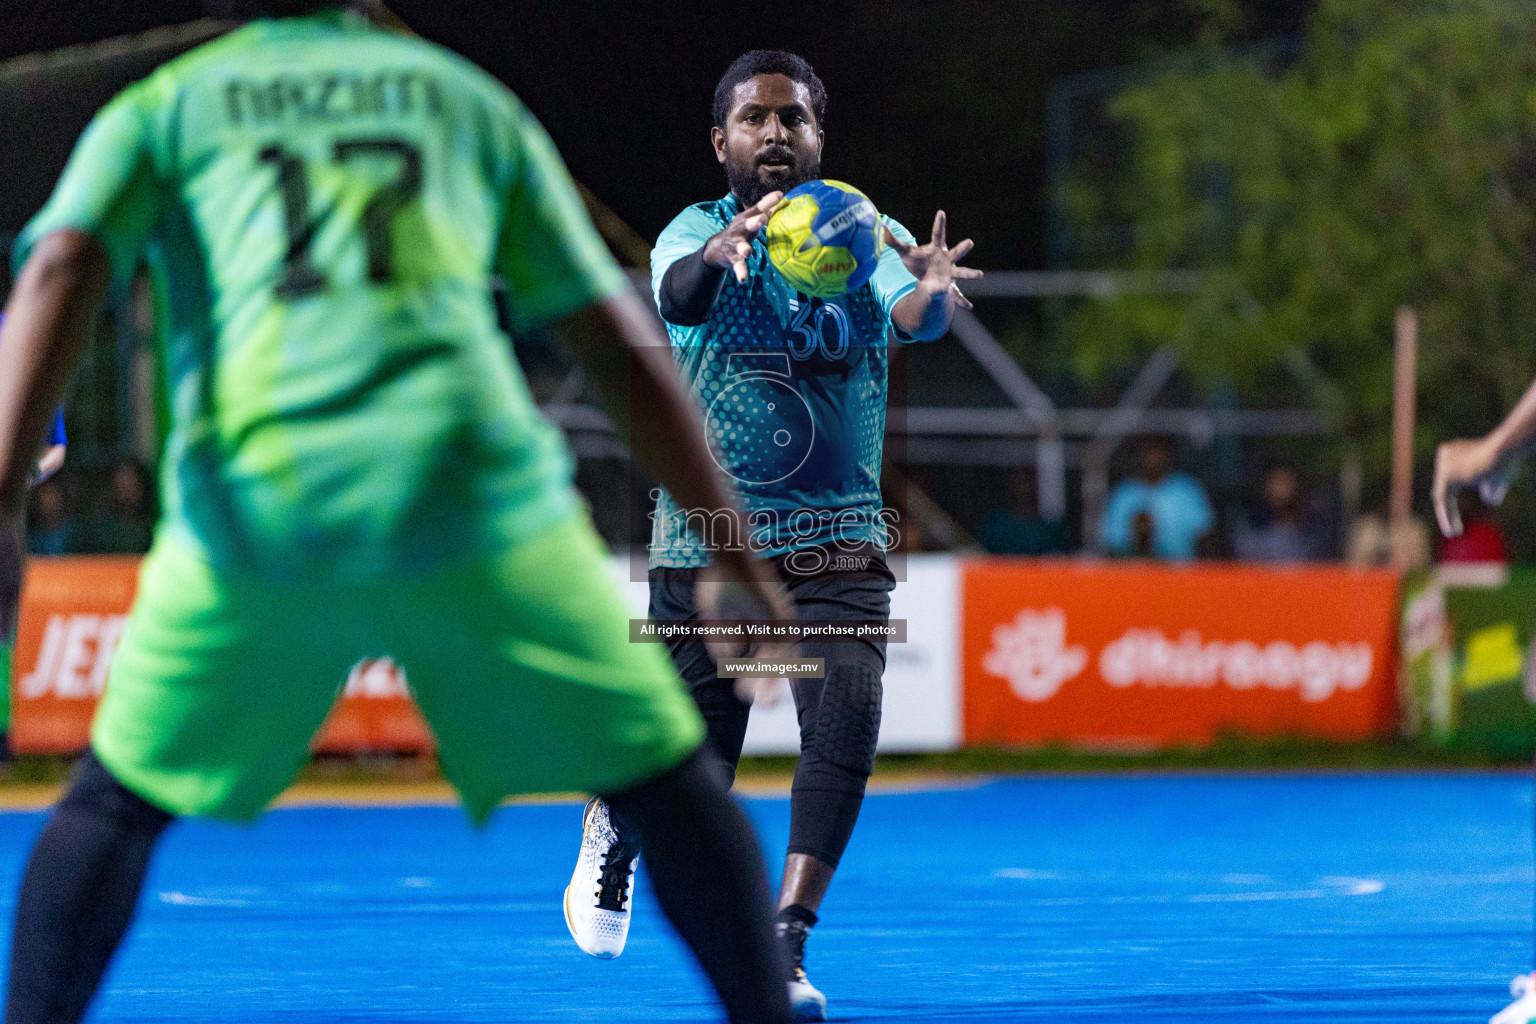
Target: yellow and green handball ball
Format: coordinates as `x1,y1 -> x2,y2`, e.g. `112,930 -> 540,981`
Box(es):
766,179 -> 885,298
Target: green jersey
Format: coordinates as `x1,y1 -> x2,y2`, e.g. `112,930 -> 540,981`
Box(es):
15,10 -> 625,579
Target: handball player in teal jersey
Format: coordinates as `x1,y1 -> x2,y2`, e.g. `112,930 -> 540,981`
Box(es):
0,4 -> 799,1022
562,49 -> 980,1022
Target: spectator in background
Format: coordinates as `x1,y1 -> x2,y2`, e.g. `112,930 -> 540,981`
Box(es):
78,457 -> 155,555
26,477 -> 75,556
1100,436 -> 1214,561
1438,491 -> 1507,564
981,468 -> 1069,555
1234,465 -> 1323,563
1122,510 -> 1156,558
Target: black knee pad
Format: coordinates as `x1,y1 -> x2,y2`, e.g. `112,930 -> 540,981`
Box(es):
807,663 -> 883,778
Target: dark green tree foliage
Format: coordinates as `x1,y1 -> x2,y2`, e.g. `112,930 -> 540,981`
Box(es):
1066,0 -> 1536,479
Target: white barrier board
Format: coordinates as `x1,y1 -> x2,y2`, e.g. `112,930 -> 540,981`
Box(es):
608,555 -> 962,755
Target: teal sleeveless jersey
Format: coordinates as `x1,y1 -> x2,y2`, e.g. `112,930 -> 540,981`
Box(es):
647,193 -> 919,568
14,10 -> 626,579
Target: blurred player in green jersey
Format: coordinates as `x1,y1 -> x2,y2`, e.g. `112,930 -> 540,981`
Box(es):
0,3 -> 795,1022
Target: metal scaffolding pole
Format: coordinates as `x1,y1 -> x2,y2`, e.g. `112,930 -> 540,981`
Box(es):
945,308 -> 1068,521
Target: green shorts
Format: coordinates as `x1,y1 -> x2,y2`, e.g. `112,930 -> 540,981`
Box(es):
92,513 -> 704,822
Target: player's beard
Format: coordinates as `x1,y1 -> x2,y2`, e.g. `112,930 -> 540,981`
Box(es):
727,153 -> 821,208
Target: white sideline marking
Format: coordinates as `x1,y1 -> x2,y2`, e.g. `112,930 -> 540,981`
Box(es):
159,892 -> 249,907
1025,876 -> 1385,906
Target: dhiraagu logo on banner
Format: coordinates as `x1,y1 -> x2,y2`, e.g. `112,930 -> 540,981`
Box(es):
962,561 -> 1399,747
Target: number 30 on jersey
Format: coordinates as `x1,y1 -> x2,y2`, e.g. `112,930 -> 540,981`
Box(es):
786,295 -> 852,362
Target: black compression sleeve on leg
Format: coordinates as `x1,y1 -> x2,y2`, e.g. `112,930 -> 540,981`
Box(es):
6,751 -> 174,1024
657,248 -> 729,326
787,765 -> 868,868
603,750 -> 791,1024
787,660 -> 883,867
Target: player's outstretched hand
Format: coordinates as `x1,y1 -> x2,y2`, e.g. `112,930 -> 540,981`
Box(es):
1432,436 -> 1512,538
884,210 -> 983,309
703,191 -> 785,284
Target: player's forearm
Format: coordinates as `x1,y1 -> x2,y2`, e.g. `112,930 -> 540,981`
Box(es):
0,231 -> 107,518
891,282 -> 954,341
560,290 -> 752,554
1486,376 -> 1536,461
657,248 -> 728,327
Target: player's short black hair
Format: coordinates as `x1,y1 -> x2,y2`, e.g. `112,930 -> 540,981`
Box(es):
203,0 -> 345,18
712,50 -> 826,129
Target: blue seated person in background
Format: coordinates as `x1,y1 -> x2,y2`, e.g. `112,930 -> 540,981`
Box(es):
1100,435 -> 1214,561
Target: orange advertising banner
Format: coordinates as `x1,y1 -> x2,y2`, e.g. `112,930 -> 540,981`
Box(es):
11,557 -> 140,754
10,557 -> 434,755
12,556 -> 1402,754
962,561 -> 1401,748
313,658 -> 434,755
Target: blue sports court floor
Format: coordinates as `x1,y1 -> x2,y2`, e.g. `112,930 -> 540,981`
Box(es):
0,773 -> 1528,1022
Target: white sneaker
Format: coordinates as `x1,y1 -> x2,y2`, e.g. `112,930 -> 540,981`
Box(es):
776,912 -> 827,1022
563,797 -> 639,959
787,976 -> 827,1023
1494,974 -> 1536,1024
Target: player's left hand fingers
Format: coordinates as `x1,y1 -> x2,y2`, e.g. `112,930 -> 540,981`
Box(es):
1482,472 -> 1512,507
949,238 -> 975,262
1434,486 -> 1462,538
931,210 -> 947,250
950,283 -> 973,310
952,267 -> 984,280
1432,448 -> 1462,538
883,225 -> 913,256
